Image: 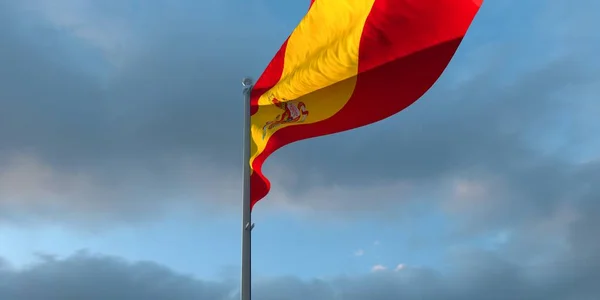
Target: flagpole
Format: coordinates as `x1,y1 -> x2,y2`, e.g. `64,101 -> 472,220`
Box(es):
241,77 -> 254,300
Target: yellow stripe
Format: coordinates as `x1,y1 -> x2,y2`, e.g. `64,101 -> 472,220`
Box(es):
250,0 -> 376,167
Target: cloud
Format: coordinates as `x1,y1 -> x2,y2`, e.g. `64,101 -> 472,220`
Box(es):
354,249 -> 364,257
0,251 -> 233,300
2,240 -> 600,300
0,0 -> 598,229
371,264 -> 386,272
0,0 -> 298,224
394,264 -> 405,271
0,153 -> 240,226
1,0 -> 598,298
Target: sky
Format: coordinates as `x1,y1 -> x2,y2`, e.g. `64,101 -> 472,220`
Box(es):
0,0 -> 599,299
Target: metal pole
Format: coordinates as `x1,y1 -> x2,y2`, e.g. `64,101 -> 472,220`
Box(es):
240,77 -> 254,300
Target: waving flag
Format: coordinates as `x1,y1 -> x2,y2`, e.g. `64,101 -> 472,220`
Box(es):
249,0 -> 482,208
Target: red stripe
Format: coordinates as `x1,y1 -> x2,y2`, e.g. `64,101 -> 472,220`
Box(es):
250,0 -> 481,208
250,39 -> 288,115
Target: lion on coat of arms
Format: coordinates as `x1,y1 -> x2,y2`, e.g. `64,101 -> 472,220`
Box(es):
262,97 -> 309,139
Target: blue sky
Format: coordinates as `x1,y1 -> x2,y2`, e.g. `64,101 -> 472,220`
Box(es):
0,0 -> 599,299
0,191 -> 453,279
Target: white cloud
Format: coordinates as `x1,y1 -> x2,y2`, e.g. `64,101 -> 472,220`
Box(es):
0,153 -> 239,226
394,264 -> 405,271
255,162 -> 414,216
353,249 -> 364,257
453,179 -> 488,199
371,264 -> 386,272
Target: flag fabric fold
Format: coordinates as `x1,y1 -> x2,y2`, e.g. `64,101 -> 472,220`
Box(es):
249,0 -> 482,208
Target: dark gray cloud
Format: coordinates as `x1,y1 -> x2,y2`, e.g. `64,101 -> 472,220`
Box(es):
0,251 -> 233,300
0,0 -> 598,227
0,0 -> 301,223
2,215 -> 600,300
0,0 -> 286,170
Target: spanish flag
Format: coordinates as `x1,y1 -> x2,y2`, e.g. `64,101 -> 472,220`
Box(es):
249,0 -> 482,208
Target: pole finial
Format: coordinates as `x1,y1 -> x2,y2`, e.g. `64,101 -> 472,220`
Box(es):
242,77 -> 254,87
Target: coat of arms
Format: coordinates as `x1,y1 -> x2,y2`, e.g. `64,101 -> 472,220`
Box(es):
262,97 -> 309,139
